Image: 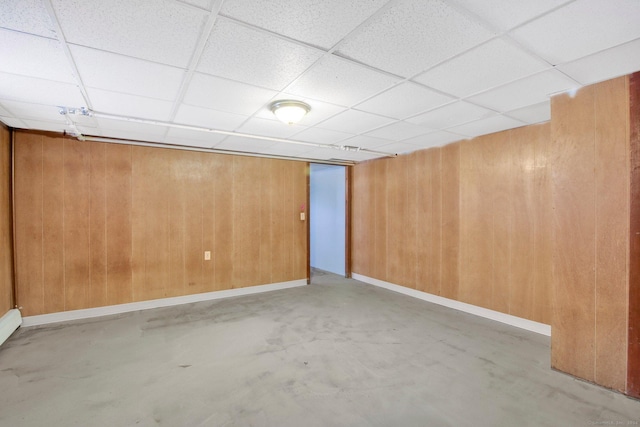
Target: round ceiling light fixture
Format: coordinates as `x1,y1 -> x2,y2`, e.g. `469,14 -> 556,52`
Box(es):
270,100 -> 310,125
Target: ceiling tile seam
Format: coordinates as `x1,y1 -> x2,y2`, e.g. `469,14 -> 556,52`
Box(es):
0,26 -> 57,41
42,0 -> 93,110
166,1 -> 222,128
172,0 -> 213,13
505,0 -> 578,35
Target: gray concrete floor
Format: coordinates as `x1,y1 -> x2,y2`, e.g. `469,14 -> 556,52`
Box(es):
1,272 -> 639,427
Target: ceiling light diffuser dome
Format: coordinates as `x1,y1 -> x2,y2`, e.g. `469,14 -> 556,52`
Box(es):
270,100 -> 310,125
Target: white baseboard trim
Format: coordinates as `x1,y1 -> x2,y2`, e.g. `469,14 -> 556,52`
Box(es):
0,309 -> 22,345
352,273 -> 551,336
22,279 -> 307,327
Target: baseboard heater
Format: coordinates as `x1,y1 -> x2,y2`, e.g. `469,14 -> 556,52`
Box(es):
0,309 -> 22,346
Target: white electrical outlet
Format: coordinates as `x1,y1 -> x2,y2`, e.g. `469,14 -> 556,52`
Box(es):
204,251 -> 211,261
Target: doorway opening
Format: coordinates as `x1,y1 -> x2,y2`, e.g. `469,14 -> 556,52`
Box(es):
309,164 -> 347,278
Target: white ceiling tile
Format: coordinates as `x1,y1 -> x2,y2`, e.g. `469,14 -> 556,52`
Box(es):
70,46 -> 185,101
87,88 -> 174,121
292,127 -> 353,145
414,38 -> 549,97
407,101 -> 496,128
174,104 -> 248,131
259,143 -> 315,157
214,135 -> 277,152
374,142 -> 420,155
51,0 -> 206,67
20,119 -> 68,133
0,0 -> 57,38
236,117 -> 305,139
402,130 -> 465,148
340,135 -> 393,150
0,99 -> 66,123
164,127 -> 226,148
286,55 -> 399,106
184,73 -> 277,115
219,0 -> 388,49
0,29 -> 76,83
318,109 -> 394,134
336,0 -> 495,77
557,38 -> 640,86
505,102 -> 551,124
254,95 -> 347,126
0,104 -> 10,116
197,19 -> 322,91
328,149 -> 382,162
355,82 -> 454,119
297,148 -> 336,161
0,72 -> 85,106
365,121 -> 433,141
0,116 -> 27,128
96,118 -> 168,139
447,115 -> 524,137
511,0 -> 640,65
467,70 -> 579,112
452,0 -> 571,32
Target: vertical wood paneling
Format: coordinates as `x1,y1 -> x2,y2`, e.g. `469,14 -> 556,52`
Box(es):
386,156 -> 406,286
13,133 -> 308,315
63,139 -> 91,311
440,143 -> 460,301
405,153 -> 418,289
373,159 -> 387,281
415,150 -> 431,293
594,77 -> 629,391
89,143 -> 107,308
551,87 -> 597,382
14,133 -> 43,316
510,125 -> 542,322
106,144 -> 132,305
629,71 -> 640,398
213,154 -> 233,290
42,137 -> 64,314
460,138 -> 492,308
0,124 -> 13,313
533,123 -> 553,325
490,132 -> 512,314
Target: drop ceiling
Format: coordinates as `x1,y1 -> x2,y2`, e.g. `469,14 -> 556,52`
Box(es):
1,0 -> 639,163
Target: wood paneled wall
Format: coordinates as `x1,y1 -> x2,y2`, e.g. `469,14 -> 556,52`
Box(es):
352,122 -> 552,325
550,76 -> 630,392
0,123 -> 13,313
13,131 -> 307,316
629,72 -> 640,398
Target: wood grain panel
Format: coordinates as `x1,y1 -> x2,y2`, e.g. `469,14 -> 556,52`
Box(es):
594,76 -> 629,391
489,132 -> 512,314
213,154 -> 233,290
533,123 -> 553,325
459,138 -> 492,308
13,132 -> 43,316
0,124 -> 12,313
373,159 -> 388,281
550,87 -> 597,382
89,142 -> 107,308
629,71 -> 640,398
351,161 -> 367,274
200,153 -> 216,293
232,156 -> 260,287
184,151 -> 206,295
167,150 -> 186,297
41,136 -> 65,314
404,153 -> 418,289
386,156 -> 406,286
415,149 -> 431,293
106,144 -> 132,305
440,143 -> 459,301
270,159 -> 287,283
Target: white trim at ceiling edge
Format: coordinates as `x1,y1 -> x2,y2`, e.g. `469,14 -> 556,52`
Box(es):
0,309 -> 22,346
352,273 -> 551,336
21,279 -> 307,327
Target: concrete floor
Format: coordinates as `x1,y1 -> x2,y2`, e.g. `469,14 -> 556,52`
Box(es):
1,272 -> 639,426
